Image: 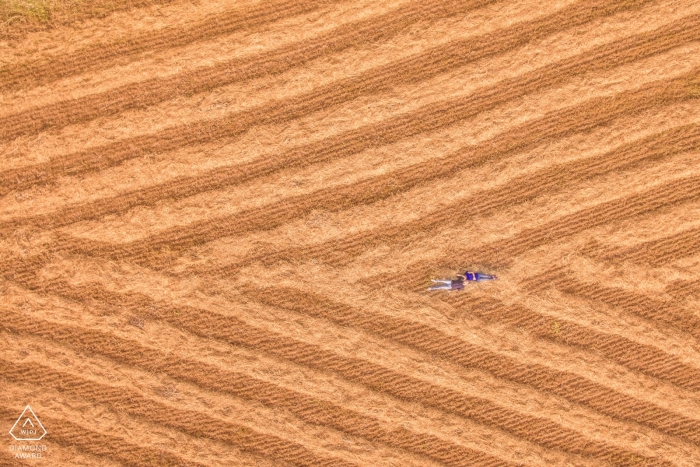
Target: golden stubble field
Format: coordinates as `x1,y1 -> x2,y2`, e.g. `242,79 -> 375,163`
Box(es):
1,0 -> 700,465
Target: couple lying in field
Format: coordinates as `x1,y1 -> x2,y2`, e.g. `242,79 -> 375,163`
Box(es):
429,271 -> 497,290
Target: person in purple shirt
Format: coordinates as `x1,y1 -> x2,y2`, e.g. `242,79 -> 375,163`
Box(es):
428,271 -> 497,290
464,271 -> 497,282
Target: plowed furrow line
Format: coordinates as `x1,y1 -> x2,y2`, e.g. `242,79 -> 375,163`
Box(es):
389,174 -> 700,293
583,226 -> 700,266
91,95 -> 700,268
0,0 -> 505,142
0,359 -> 358,467
0,310 -> 518,467
443,297 -> 700,391
517,267 -> 571,294
448,176 -> 700,269
667,279 -> 700,300
0,0 -> 332,93
230,114 -> 700,273
0,255 -> 53,286
0,405 -> 206,467
4,274 -> 664,466
7,67 -> 698,250
239,286 -> 700,447
548,274 -> 700,342
0,0 -> 672,195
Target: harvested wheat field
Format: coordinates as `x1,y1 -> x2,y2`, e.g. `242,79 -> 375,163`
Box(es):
1,0 -> 700,465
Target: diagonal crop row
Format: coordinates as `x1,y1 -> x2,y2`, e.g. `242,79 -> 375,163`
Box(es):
581,226 -> 700,267
239,285 -> 700,448
441,296 -> 700,391
0,0 -> 674,194
0,404 -> 210,467
514,266 -> 572,295
3,17 -> 698,271
2,268 -> 666,467
546,273 -> 700,342
12,71 -> 699,274
226,116 -> 700,275
0,0 -> 507,142
0,0 -> 338,92
387,174 -> 700,293
0,357 -> 360,467
6,57 -> 699,252
666,279 -> 700,301
0,305 -> 521,467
